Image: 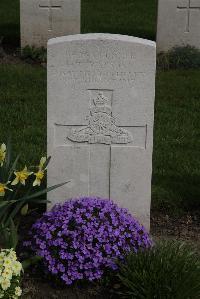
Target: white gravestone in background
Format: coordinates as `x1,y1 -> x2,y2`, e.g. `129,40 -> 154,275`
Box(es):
20,0 -> 80,48
157,0 -> 200,52
47,34 -> 156,230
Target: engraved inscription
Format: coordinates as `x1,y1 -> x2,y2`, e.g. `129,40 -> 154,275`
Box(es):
39,0 -> 62,31
177,0 -> 200,32
68,91 -> 133,145
65,48 -> 136,65
60,70 -> 136,84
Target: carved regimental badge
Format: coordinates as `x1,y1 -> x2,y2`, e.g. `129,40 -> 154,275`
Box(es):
67,92 -> 133,145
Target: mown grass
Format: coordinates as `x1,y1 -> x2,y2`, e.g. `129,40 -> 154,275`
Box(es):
0,0 -> 157,49
82,0 -> 158,40
153,70 -> 200,212
0,64 -> 46,165
0,64 -> 199,212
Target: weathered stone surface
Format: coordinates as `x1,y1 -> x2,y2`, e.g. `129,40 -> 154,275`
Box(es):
47,34 -> 156,230
157,0 -> 200,52
20,0 -> 80,48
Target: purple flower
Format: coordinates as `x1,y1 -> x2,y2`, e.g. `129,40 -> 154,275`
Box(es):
25,197 -> 152,285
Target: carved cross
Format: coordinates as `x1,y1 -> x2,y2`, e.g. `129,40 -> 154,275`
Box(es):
54,91 -> 147,198
177,0 -> 200,32
39,0 -> 62,31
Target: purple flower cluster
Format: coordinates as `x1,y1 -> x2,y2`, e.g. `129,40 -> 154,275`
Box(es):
25,197 -> 152,285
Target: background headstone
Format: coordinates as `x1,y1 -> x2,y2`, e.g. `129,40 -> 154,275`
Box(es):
20,0 -> 80,48
47,34 -> 156,230
157,0 -> 200,52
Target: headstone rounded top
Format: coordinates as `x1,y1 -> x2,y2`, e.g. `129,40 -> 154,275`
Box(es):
48,33 -> 156,48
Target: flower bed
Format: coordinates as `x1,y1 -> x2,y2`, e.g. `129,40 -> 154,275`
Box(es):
25,197 -> 152,285
0,249 -> 22,299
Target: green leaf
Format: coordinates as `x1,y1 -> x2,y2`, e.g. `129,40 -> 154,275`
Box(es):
5,200 -> 25,226
5,136 -> 11,169
22,256 -> 42,270
18,181 -> 70,202
21,203 -> 29,216
0,220 -> 18,249
0,200 -> 13,208
9,218 -> 18,249
7,154 -> 20,181
43,156 -> 51,169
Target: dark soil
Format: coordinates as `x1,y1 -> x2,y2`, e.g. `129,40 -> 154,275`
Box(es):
151,211 -> 200,249
0,46 -> 22,64
0,45 -> 46,66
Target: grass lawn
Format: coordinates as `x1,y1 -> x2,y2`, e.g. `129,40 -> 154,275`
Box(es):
153,70 -> 200,212
0,64 -> 46,164
82,0 -> 158,40
0,64 -> 199,213
0,0 -> 158,48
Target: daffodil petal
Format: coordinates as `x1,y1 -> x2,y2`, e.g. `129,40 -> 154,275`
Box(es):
11,178 -> 19,186
33,178 -> 41,187
1,143 -> 6,152
33,179 -> 37,187
40,157 -> 46,165
5,187 -> 13,192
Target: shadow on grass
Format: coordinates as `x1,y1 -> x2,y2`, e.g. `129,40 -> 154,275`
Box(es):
0,24 -> 20,48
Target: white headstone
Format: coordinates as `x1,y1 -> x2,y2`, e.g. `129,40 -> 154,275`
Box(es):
47,34 -> 156,230
20,0 -> 80,48
157,0 -> 200,52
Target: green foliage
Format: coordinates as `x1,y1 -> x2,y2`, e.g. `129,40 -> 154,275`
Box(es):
157,46 -> 200,70
112,241 -> 200,299
21,46 -> 47,64
21,255 -> 42,270
0,220 -> 18,250
0,140 -> 68,249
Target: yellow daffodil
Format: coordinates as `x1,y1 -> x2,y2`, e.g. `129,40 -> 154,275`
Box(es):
11,166 -> 32,186
33,170 -> 45,187
32,157 -> 47,187
0,144 -> 6,167
0,182 -> 12,197
39,156 -> 47,170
